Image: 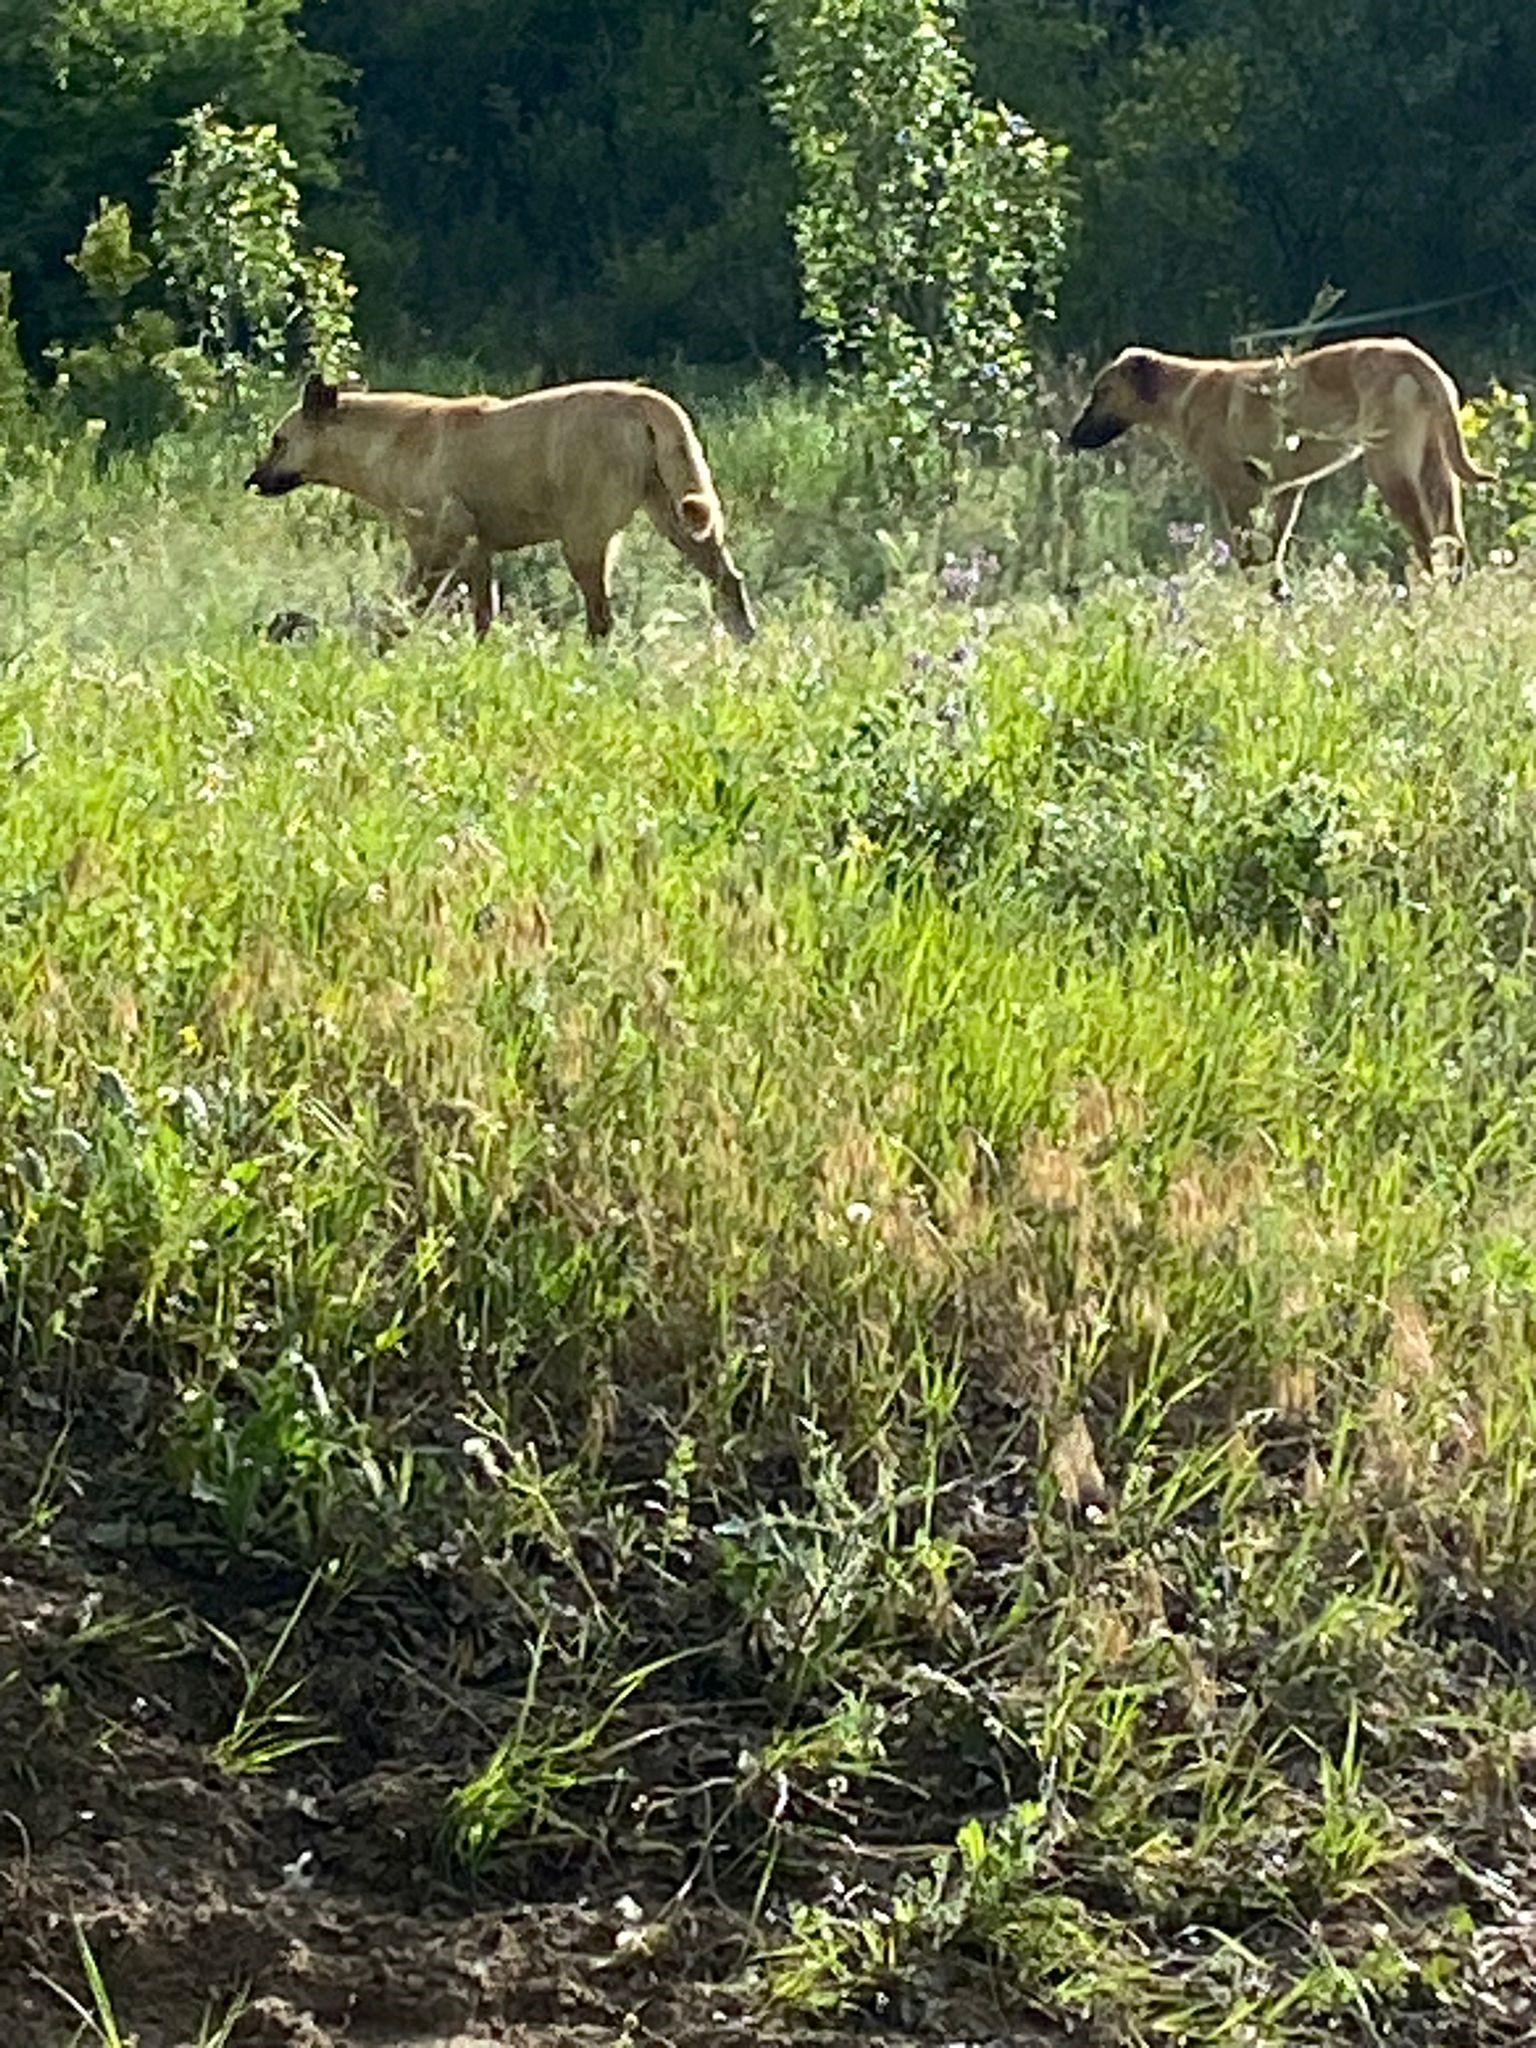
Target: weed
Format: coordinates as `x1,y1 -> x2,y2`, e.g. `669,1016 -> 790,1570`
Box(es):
34,1922 -> 132,2048
442,1636 -> 677,1876
205,1566 -> 337,1773
35,1924 -> 248,2048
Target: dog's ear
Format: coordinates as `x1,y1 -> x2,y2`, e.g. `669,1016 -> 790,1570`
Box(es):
1125,351 -> 1161,405
301,374 -> 340,423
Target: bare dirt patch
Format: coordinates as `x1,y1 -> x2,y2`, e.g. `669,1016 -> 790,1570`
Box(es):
0,1427 -> 1057,2048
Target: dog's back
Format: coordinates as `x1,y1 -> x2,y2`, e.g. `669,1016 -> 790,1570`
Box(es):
247,374 -> 755,642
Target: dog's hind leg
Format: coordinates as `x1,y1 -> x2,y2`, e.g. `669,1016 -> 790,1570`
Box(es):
1420,446 -> 1469,580
1365,451 -> 1436,572
644,484 -> 756,641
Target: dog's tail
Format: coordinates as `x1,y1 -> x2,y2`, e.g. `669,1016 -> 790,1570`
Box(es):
645,397 -> 723,543
1446,429 -> 1497,487
1437,384 -> 1497,485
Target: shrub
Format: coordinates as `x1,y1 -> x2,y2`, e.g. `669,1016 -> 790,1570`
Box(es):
756,0 -> 1071,483
0,273 -> 32,447
1460,380 -> 1536,558
151,104 -> 358,382
816,661 -> 1006,890
66,197 -> 153,314
51,307 -> 218,448
49,199 -> 216,445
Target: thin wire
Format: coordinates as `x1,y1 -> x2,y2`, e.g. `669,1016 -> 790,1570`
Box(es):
1233,277 -> 1528,352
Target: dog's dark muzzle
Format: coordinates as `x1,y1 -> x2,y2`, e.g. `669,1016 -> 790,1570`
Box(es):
245,468 -> 302,495
1068,413 -> 1128,451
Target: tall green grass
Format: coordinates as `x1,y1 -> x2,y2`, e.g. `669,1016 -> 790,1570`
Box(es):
5,383 -> 1536,2041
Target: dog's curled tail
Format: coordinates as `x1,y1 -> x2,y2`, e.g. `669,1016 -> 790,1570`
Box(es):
1448,434 -> 1498,487
1439,384 -> 1498,485
646,397 -> 724,543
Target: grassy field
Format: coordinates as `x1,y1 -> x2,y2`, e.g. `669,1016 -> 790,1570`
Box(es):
4,380 -> 1536,2045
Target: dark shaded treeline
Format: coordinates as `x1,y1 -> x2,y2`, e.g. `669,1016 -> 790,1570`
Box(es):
305,0 -> 1536,369
6,0 -> 1536,375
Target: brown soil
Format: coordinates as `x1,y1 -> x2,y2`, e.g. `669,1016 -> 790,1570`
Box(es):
9,1408 -> 1533,2046
0,1417 -> 1050,2048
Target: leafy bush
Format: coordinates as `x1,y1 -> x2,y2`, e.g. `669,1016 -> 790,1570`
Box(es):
1,0 -> 348,359
46,110 -> 358,445
49,199 -> 217,445
1220,770 -> 1350,941
756,0 -> 1071,480
152,105 -> 358,381
1461,381 -> 1536,558
66,197 -> 153,312
816,661 -> 1007,889
51,307 -> 218,448
0,273 -> 32,447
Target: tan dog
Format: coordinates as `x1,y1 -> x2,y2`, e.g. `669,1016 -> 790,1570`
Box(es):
1068,338 -> 1493,591
247,375 -> 756,643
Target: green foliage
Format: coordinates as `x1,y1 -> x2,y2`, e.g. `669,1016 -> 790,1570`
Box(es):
815,660 -> 1006,890
1461,381 -> 1536,555
169,1350 -> 401,1553
975,0 -> 1536,351
12,384 -> 1536,2043
304,0 -> 797,369
49,203 -> 216,445
36,1921 -> 133,2048
47,0 -> 279,85
67,198 -> 154,311
152,105 -> 358,379
757,0 -> 1070,474
0,274 -> 32,446
42,110 -> 355,447
204,1567 -> 336,1772
0,0 -> 347,360
443,1641 -> 667,1873
9,0 -> 1536,380
50,304 -> 218,446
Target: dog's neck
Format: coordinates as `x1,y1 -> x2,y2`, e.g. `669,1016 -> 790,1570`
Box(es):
308,398 -> 421,516
1140,348 -> 1288,441
307,409 -> 397,512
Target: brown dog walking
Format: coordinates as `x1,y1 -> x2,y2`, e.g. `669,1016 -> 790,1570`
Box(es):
247,375 -> 756,643
1068,338 -> 1492,592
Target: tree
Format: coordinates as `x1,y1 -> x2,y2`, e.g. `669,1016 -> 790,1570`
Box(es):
0,0 -> 348,361
153,105 -> 357,378
973,0 -> 1536,359
757,0 -> 1071,474
300,0 -> 800,370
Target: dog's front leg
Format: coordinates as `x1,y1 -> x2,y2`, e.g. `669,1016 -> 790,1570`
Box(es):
402,499 -> 494,633
1205,458 -> 1300,601
463,544 -> 498,638
1207,467 -> 1268,576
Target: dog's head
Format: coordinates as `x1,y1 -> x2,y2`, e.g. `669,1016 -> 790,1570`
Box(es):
245,374 -> 344,495
1068,349 -> 1162,451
